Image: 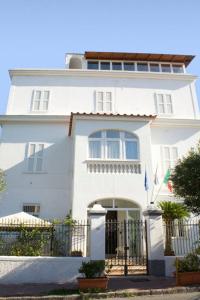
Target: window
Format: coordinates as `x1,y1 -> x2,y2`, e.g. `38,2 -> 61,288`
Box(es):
124,62 -> 135,71
161,64 -> 171,73
27,143 -> 44,173
172,64 -> 184,73
150,63 -> 160,72
32,90 -> 50,112
23,204 -> 40,217
163,146 -> 178,171
96,91 -> 112,112
155,94 -> 173,115
100,62 -> 110,70
112,62 -> 122,71
87,61 -> 99,70
137,63 -> 148,72
89,130 -> 139,160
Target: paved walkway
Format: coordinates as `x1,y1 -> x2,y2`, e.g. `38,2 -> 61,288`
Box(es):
0,276 -> 177,297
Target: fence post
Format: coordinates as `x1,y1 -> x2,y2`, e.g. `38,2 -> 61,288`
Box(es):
143,206 -> 165,276
88,204 -> 107,260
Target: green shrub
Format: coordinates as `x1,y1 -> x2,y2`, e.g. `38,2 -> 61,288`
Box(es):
10,226 -> 50,256
79,260 -> 105,278
177,253 -> 200,272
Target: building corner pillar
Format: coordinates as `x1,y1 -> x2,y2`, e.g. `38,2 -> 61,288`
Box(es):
143,205 -> 165,276
88,204 -> 107,261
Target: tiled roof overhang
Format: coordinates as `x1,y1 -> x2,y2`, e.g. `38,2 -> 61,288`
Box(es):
85,51 -> 194,67
68,112 -> 156,136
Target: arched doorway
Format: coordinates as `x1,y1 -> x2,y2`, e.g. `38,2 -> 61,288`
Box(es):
88,199 -> 147,275
88,198 -> 141,222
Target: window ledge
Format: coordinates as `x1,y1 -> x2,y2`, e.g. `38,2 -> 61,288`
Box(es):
85,159 -> 141,174
30,111 -> 48,113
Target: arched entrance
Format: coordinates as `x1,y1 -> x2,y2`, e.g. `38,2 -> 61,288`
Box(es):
88,198 -> 141,222
88,199 -> 147,275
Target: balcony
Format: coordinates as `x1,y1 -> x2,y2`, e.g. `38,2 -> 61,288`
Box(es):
86,160 -> 141,174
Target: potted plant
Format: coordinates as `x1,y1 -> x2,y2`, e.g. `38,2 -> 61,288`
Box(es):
77,260 -> 108,290
176,253 -> 200,285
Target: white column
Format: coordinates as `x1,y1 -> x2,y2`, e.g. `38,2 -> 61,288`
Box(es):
88,204 -> 107,260
143,206 -> 165,276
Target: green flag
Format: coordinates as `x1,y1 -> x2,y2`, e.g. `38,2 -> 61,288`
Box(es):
163,169 -> 172,192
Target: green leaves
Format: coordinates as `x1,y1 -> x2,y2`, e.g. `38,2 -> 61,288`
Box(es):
79,260 -> 105,278
10,226 -> 50,256
171,145 -> 200,215
158,201 -> 189,222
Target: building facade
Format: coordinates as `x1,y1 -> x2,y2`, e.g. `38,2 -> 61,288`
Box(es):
0,51 -> 199,221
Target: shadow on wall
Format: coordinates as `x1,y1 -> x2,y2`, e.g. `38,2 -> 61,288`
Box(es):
0,257 -> 89,284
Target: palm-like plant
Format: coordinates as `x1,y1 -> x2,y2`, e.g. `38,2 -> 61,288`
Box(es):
158,201 -> 189,255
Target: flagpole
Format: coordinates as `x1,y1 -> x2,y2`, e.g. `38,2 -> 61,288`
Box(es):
150,164 -> 158,204
150,185 -> 155,204
146,189 -> 149,206
144,165 -> 149,206
154,168 -> 171,203
154,181 -> 164,203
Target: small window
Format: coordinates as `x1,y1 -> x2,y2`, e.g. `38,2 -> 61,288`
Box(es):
95,91 -> 113,112
172,64 -> 184,73
163,146 -> 178,171
112,62 -> 122,70
161,64 -> 171,73
87,61 -> 99,70
32,90 -> 50,112
27,143 -> 44,173
155,94 -> 173,115
100,62 -> 110,70
137,63 -> 148,72
23,204 -> 40,217
124,62 -> 135,71
150,63 -> 160,72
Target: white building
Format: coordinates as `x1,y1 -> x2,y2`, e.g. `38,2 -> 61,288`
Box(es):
0,51 -> 199,221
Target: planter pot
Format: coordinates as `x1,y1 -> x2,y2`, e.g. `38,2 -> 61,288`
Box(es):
176,272 -> 200,286
78,277 -> 108,290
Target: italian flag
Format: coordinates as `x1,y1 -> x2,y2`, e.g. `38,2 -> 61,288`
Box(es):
163,169 -> 173,192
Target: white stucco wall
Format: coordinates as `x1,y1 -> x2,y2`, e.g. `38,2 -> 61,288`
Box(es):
0,122 -> 72,219
0,256 -> 89,284
7,73 -> 199,119
71,117 -> 153,219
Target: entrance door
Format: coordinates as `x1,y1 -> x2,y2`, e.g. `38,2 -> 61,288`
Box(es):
106,211 -> 117,256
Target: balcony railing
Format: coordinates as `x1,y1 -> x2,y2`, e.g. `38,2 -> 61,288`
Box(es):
86,160 -> 141,174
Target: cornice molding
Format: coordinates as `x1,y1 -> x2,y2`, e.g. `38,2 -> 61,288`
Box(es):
9,69 -> 198,82
0,115 -> 70,124
152,117 -> 200,128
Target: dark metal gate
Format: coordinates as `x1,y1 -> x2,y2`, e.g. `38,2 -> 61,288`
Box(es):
105,220 -> 148,276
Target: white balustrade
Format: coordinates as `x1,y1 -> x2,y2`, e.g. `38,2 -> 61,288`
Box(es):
86,160 -> 141,174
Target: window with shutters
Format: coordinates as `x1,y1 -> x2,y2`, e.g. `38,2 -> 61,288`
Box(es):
27,143 -> 44,173
155,93 -> 173,115
31,90 -> 50,112
162,146 -> 178,171
95,91 -> 113,112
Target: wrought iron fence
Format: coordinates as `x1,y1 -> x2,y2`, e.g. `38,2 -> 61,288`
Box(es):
105,220 -> 147,276
163,219 -> 200,256
0,219 -> 90,257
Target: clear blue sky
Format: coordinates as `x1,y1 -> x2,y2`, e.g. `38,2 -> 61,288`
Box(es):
0,0 -> 200,114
